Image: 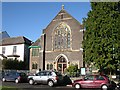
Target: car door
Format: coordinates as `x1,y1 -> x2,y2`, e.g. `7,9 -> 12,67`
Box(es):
4,73 -> 10,81
33,72 -> 42,83
81,75 -> 95,88
7,73 -> 15,81
94,75 -> 106,88
41,71 -> 49,84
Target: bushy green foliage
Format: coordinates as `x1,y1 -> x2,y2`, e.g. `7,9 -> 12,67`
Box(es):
2,58 -> 26,70
65,64 -> 78,77
83,2 -> 120,74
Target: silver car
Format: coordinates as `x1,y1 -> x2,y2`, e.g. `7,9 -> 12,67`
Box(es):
28,70 -> 63,87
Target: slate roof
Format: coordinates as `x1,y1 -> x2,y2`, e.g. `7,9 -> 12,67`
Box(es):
0,31 -> 10,39
1,36 -> 32,46
31,38 -> 40,46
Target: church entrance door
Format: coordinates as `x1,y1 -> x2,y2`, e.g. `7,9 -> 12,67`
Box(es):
57,56 -> 67,74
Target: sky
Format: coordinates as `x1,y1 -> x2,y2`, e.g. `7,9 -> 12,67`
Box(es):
2,2 -> 91,42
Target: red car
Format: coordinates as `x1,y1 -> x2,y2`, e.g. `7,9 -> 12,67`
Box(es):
72,75 -> 114,90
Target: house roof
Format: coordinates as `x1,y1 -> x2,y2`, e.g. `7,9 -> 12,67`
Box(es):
0,31 -> 10,40
29,38 -> 41,48
32,38 -> 40,46
1,36 -> 32,46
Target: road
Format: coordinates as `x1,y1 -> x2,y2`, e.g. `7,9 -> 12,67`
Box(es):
2,81 -> 74,89
1,81 -> 101,90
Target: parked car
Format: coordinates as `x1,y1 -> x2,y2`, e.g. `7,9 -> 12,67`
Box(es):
72,75 -> 115,90
115,82 -> 120,90
2,71 -> 28,83
28,70 -> 64,87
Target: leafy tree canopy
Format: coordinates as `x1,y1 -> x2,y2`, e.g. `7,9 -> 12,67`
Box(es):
83,2 -> 120,73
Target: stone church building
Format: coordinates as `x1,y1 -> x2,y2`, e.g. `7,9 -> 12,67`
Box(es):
29,5 -> 84,73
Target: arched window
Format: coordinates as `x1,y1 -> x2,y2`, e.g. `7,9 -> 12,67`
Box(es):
32,63 -> 38,69
53,22 -> 71,50
58,56 -> 66,63
47,63 -> 53,70
50,64 -> 53,70
47,64 -> 49,70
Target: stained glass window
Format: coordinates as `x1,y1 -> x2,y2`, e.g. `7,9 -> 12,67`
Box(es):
53,22 -> 71,50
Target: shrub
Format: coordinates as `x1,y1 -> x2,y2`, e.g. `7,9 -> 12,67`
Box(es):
2,58 -> 26,70
65,64 -> 79,77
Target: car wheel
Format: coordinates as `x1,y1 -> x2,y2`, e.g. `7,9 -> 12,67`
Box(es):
2,78 -> 6,82
48,80 -> 54,87
74,83 -> 81,89
29,79 -> 34,85
101,84 -> 108,90
15,79 -> 19,84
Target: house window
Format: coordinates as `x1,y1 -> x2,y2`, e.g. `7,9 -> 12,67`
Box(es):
53,22 -> 71,50
2,47 -> 5,54
32,48 -> 39,56
13,46 -> 17,55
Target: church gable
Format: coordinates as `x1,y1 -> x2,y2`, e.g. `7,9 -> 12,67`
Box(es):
43,5 -> 83,51
44,5 -> 82,34
53,9 -> 72,21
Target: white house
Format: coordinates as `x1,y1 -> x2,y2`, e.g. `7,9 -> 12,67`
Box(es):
0,36 -> 32,69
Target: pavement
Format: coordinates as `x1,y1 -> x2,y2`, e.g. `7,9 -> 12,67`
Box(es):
70,76 -> 82,80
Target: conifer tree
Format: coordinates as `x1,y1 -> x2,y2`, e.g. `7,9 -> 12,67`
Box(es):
83,2 -> 120,74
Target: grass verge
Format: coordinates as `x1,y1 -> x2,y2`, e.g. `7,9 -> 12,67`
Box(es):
0,86 -> 19,90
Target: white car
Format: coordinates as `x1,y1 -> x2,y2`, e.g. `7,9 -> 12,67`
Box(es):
28,70 -> 63,87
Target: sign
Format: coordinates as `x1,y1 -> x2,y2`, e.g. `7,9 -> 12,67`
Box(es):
81,67 -> 86,75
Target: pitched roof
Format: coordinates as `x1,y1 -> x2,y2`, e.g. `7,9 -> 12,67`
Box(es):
43,7 -> 83,33
1,36 -> 32,46
0,31 -> 10,39
32,38 -> 40,46
29,38 -> 41,48
53,9 -> 74,21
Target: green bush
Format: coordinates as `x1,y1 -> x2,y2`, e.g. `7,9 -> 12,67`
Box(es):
65,64 -> 79,77
2,58 -> 26,70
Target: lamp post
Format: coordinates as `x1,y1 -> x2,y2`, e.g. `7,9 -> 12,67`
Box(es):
82,28 -> 85,67
43,33 -> 46,70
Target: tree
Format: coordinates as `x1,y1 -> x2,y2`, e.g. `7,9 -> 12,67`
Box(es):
83,2 -> 120,74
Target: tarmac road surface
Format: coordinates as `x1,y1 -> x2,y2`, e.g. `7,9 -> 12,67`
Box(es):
1,81 -> 101,90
